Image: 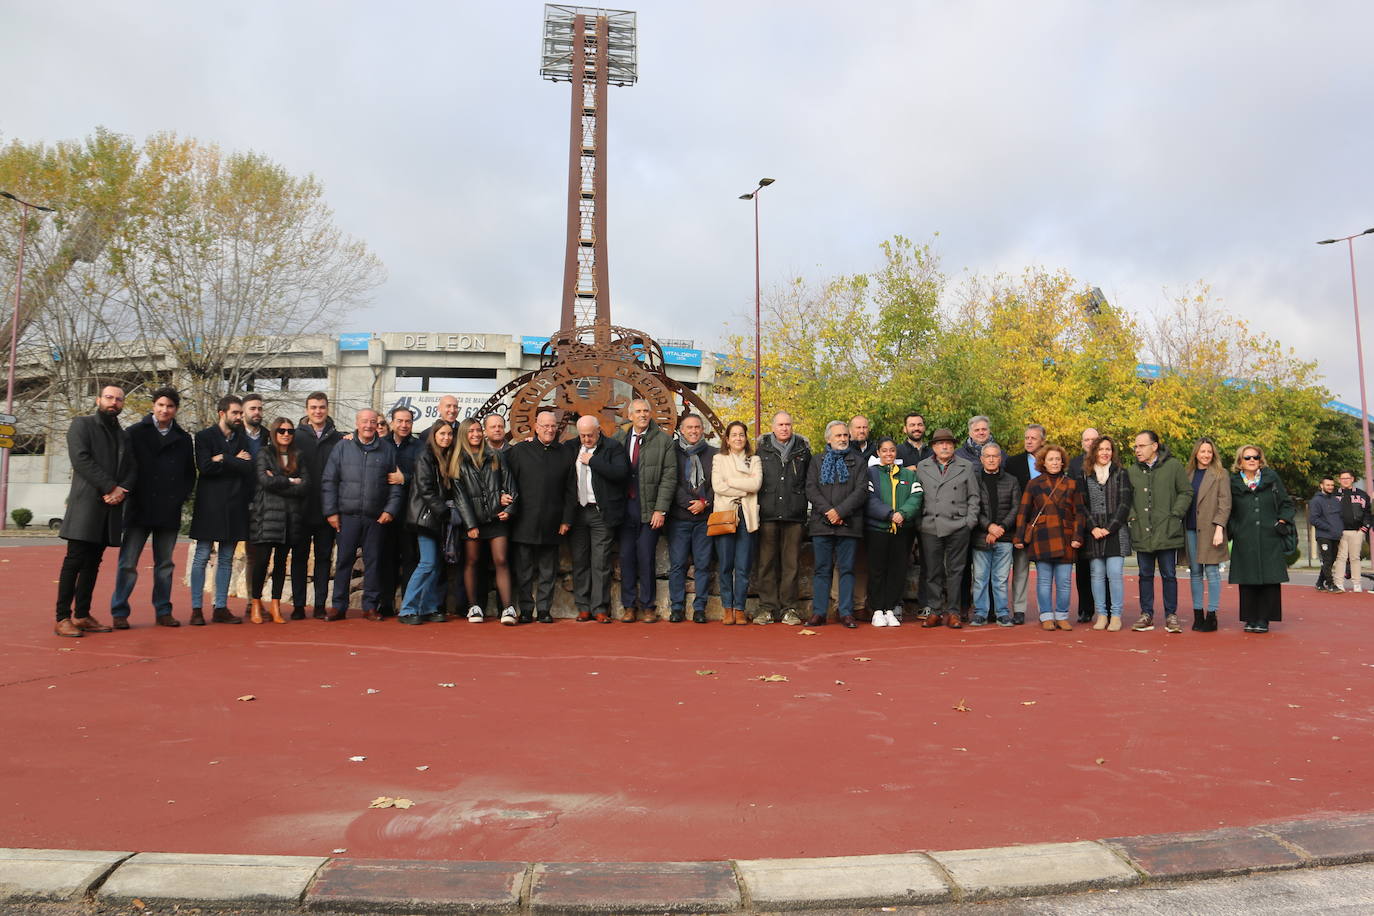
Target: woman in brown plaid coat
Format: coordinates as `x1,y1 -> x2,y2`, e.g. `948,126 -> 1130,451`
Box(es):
1014,444 -> 1085,631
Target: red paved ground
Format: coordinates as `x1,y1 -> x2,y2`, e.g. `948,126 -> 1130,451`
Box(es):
3,541 -> 1373,863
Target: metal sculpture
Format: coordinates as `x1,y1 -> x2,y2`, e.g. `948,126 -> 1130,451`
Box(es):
477,6 -> 725,441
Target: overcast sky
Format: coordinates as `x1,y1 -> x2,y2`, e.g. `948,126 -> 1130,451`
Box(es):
6,1 -> 1374,405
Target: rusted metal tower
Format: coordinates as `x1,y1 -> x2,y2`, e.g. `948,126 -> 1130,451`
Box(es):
477,6 -> 724,441
540,5 -> 637,345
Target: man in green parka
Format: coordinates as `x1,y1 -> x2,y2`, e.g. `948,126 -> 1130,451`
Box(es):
1126,430 -> 1193,634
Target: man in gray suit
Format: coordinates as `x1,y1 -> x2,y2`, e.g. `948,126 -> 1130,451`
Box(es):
915,428 -> 980,629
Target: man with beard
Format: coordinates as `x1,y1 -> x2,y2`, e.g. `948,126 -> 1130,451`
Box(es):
189,395 -> 255,625
110,386 -> 195,629
376,406 -> 421,617
53,385 -> 136,638
667,414 -> 716,623
506,410 -> 574,623
1308,477 -> 1343,592
895,413 -> 931,468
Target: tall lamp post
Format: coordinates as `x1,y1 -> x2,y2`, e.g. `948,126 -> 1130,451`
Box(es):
1318,226 -> 1374,560
0,191 -> 55,531
739,178 -> 775,438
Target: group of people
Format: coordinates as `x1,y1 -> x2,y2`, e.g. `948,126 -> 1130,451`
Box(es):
51,387 -> 1324,637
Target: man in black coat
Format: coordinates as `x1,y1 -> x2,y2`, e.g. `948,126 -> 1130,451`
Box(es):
292,390 -> 342,619
376,405 -> 422,617
188,395 -> 254,625
54,385 -> 136,638
755,411 -> 812,625
1066,426 -> 1100,621
1003,423 -> 1046,625
321,408 -> 403,621
506,409 -> 574,623
110,386 -> 195,629
565,414 -> 630,622
895,413 -> 932,468
667,414 -> 716,623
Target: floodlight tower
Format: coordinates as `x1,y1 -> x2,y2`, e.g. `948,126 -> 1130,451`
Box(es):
540,4 -> 637,346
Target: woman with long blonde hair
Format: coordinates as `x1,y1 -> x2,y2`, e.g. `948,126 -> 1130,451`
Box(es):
453,417 -> 518,624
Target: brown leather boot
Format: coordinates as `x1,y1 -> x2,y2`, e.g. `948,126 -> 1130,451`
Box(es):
189,609 -> 206,626
722,608 -> 735,625
211,606 -> 243,624
269,599 -> 286,624
249,599 -> 264,624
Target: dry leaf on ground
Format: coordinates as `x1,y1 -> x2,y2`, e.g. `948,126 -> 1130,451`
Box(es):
416,765 -> 429,771
798,629 -> 818,636
437,682 -> 456,688
131,900 -> 146,911
1095,757 -> 1106,765
853,657 -> 872,662
695,670 -> 716,676
756,674 -> 789,682
953,699 -> 971,712
1021,701 -> 1037,706
835,680 -> 845,685
393,798 -> 415,809
236,695 -> 256,702
365,688 -> 381,694
370,796 -> 416,809
348,756 -> 366,762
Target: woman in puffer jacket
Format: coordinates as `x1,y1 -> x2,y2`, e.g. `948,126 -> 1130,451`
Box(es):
248,418 -> 311,624
864,438 -> 923,627
454,417 -> 518,624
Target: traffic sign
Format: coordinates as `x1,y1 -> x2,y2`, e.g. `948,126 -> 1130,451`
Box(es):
0,436 -> 13,450
0,413 -> 13,424
0,424 -> 15,437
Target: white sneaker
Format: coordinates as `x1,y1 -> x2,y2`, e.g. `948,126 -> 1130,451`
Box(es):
500,606 -> 518,626
467,605 -> 484,623
871,610 -> 888,627
885,610 -> 901,627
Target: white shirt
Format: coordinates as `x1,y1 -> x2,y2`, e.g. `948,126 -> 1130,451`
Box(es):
578,447 -> 596,506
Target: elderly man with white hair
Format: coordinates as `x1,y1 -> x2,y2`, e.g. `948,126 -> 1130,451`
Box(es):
564,415 -> 631,623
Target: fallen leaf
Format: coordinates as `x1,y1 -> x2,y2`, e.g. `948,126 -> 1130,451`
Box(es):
415,765 -> 429,771
208,761 -> 220,766
365,688 -> 381,695
1095,757 -> 1106,765
348,755 -> 366,762
332,848 -> 347,854
437,682 -> 456,688
953,747 -> 968,752
695,670 -> 716,676
835,679 -> 845,685
853,657 -> 872,662
1021,701 -> 1037,706
369,796 -> 395,808
57,647 -> 74,652
237,695 -> 256,702
953,699 -> 971,712
131,899 -> 146,911
798,628 -> 818,636
1287,704 -> 1302,709
756,674 -> 789,682
319,684 -> 334,688
393,798 -> 415,809
1333,736 -> 1342,741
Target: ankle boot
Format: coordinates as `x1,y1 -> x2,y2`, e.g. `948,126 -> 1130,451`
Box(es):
1190,608 -> 1205,631
722,608 -> 736,625
269,599 -> 286,624
189,609 -> 206,626
249,599 -> 264,624
1203,611 -> 1218,632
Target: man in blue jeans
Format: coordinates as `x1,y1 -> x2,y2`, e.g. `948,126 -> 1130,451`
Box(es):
1125,430 -> 1192,633
188,395 -> 254,625
110,387 -> 195,629
805,421 -> 867,628
667,414 -> 716,623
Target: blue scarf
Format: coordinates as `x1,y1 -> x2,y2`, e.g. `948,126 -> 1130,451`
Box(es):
819,446 -> 850,485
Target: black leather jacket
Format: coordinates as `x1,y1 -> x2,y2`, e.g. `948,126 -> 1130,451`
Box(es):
406,448 -> 451,537
454,448 -> 517,530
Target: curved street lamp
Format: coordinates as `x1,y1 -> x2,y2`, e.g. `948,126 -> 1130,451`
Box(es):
739,178 -> 775,438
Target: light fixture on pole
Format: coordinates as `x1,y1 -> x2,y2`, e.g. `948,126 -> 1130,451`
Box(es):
0,191 -> 55,531
1318,226 -> 1374,560
739,177 -> 775,438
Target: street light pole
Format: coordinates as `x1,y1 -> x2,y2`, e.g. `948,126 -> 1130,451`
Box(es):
739,178 -> 775,438
0,191 -> 55,531
1318,226 -> 1374,561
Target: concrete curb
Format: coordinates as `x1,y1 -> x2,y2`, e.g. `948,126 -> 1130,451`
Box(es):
6,813 -> 1374,912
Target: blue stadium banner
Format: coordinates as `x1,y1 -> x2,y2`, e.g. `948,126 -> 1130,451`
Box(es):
339,333 -> 371,351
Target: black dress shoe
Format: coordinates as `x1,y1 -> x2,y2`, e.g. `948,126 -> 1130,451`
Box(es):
112,618 -> 131,630
806,614 -> 826,626
537,613 -> 554,624
312,606 -> 328,620
519,612 -> 533,624
692,611 -> 707,624
398,614 -> 424,625
669,610 -> 685,623
422,611 -> 448,623
189,610 -> 206,626
155,615 -> 180,628
1012,612 -> 1025,625
290,607 -> 306,620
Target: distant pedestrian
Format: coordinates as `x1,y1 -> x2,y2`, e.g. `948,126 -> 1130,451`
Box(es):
1308,477 -> 1343,592
1229,445 -> 1296,633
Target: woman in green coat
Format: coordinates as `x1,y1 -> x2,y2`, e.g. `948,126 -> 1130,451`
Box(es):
1228,444 -> 1296,633
865,438 -> 924,627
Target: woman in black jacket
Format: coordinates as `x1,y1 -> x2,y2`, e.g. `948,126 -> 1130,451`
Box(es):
398,422 -> 457,624
455,418 -> 518,624
248,418 -> 310,624
1079,436 -> 1133,631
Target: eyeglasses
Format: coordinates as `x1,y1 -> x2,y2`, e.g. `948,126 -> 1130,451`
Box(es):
1241,454 -> 1259,461
276,429 -> 296,437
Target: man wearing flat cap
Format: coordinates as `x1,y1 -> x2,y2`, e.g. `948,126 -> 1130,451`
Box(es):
914,428 -> 980,628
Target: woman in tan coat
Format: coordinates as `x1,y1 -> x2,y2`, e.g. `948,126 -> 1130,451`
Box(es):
1185,437 -> 1232,631
712,421 -> 762,625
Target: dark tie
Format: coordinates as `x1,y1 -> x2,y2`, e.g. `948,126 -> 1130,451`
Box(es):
629,434 -> 641,499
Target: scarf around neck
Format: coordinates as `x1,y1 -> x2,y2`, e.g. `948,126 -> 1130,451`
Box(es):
820,446 -> 850,485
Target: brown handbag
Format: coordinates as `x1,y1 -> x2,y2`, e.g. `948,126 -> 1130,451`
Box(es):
707,501 -> 740,536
